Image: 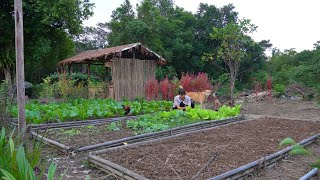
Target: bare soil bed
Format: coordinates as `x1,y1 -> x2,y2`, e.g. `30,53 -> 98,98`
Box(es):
38,121 -> 135,148
99,117 -> 320,180
249,140 -> 320,180
240,99 -> 320,121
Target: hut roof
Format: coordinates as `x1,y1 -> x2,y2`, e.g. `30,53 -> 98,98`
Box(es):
58,42 -> 166,66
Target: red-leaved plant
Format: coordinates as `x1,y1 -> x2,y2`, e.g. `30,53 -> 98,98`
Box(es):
168,81 -> 178,100
160,77 -> 170,100
180,73 -> 195,91
180,72 -> 212,92
145,79 -> 159,101
193,72 -> 212,91
266,76 -> 272,100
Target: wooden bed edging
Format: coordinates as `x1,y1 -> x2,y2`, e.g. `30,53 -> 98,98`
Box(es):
207,133 -> 320,180
16,116 -> 139,131
299,168 -> 318,180
77,115 -> 243,152
30,131 -> 71,154
89,154 -> 149,180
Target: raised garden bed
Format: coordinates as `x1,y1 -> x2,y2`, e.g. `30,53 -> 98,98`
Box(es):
244,140 -> 320,180
31,115 -> 243,153
89,117 -> 320,180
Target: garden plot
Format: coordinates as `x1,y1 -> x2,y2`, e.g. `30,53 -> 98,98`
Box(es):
90,117 -> 320,180
248,140 -> 320,180
33,106 -> 242,152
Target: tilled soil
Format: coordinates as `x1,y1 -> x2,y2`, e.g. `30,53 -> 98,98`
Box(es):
240,99 -> 320,121
38,121 -> 135,148
249,140 -> 320,180
99,117 -> 320,180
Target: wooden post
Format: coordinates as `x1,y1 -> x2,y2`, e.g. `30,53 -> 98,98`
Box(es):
15,0 -> 26,142
68,64 -> 71,75
87,63 -> 91,81
105,67 -> 108,82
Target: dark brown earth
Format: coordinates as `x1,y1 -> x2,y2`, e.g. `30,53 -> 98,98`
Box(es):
100,117 -> 320,180
249,140 -> 320,180
39,121 -> 135,148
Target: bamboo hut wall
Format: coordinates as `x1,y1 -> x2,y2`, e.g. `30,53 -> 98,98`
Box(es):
112,58 -> 156,101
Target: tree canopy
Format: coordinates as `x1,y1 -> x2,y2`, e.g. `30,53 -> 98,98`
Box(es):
0,0 -> 94,83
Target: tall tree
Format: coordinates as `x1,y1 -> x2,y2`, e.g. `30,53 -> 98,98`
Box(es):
75,23 -> 109,52
107,0 -> 135,46
0,0 -> 94,84
205,19 -> 257,105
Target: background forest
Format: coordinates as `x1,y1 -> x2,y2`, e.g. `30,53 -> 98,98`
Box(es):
1,0 -> 319,100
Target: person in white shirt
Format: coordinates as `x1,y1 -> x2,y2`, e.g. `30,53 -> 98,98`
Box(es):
173,88 -> 195,111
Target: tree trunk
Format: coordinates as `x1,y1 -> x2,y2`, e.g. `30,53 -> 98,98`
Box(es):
230,74 -> 235,106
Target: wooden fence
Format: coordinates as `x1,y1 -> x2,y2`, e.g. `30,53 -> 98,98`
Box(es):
112,58 -> 156,100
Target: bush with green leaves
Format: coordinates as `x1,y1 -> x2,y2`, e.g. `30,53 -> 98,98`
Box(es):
273,84 -> 286,97
0,128 -> 57,180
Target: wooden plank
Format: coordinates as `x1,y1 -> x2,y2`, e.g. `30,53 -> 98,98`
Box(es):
14,0 -> 26,142
89,155 -> 149,180
89,159 -> 136,180
31,131 -> 70,154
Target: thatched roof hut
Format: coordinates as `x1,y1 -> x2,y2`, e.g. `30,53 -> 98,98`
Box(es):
58,42 -> 166,100
58,42 -> 165,66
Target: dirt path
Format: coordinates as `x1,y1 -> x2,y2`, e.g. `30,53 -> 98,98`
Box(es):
99,117 -> 320,180
240,99 -> 320,121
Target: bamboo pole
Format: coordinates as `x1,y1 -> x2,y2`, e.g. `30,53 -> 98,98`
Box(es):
299,168 -> 318,180
31,131 -> 70,153
89,155 -> 149,180
14,0 -> 26,143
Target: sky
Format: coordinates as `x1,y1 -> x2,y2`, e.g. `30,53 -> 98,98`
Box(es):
84,0 -> 320,55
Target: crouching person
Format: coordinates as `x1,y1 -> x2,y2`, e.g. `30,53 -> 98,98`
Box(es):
173,88 -> 195,111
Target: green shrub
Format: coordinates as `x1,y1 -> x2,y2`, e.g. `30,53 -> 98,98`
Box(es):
0,128 -> 57,179
39,77 -> 55,99
273,84 -> 286,97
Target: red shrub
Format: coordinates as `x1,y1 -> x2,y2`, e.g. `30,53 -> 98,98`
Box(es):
160,77 -> 170,100
266,76 -> 272,100
145,79 -> 159,101
180,72 -> 212,92
193,72 -> 212,91
180,73 -> 195,91
168,81 -> 178,100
